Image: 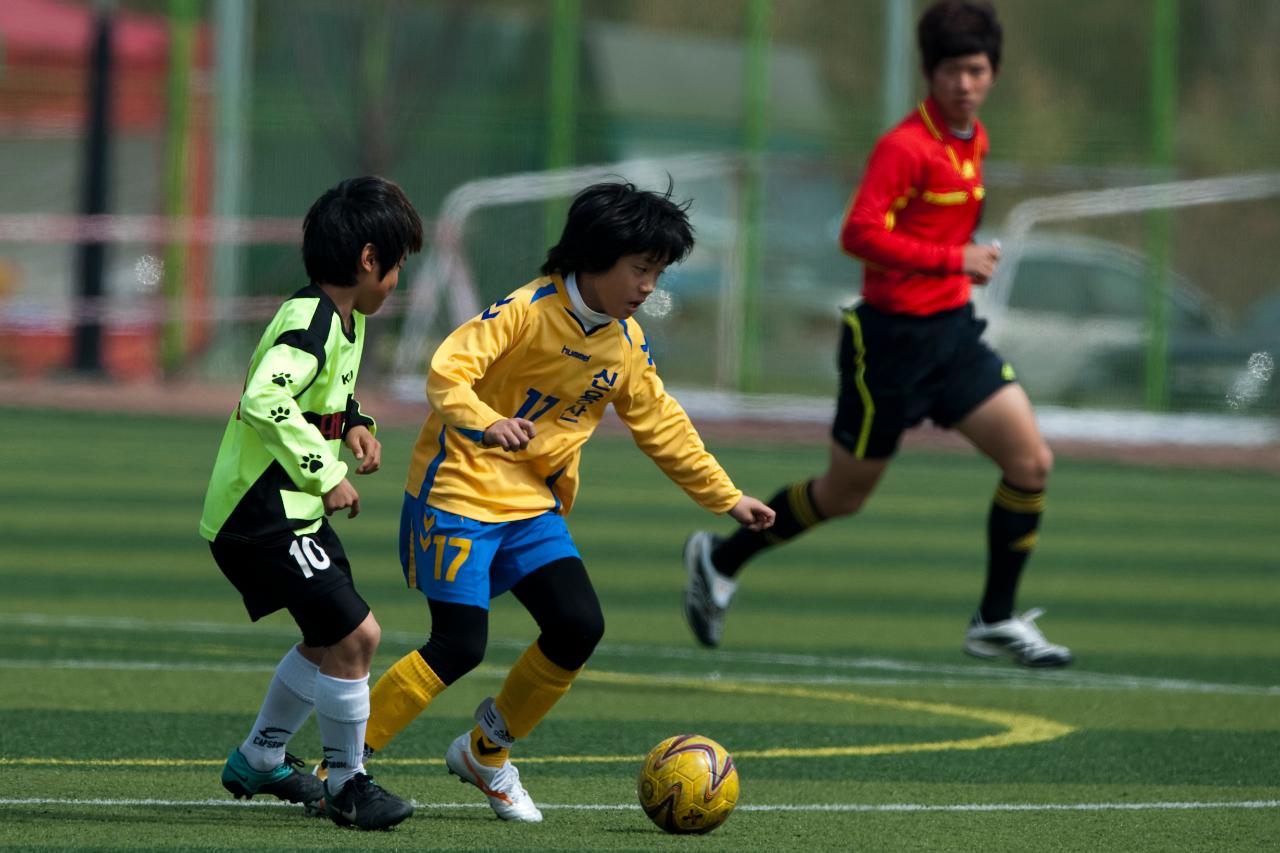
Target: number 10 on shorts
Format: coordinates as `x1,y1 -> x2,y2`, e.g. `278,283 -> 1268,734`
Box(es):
288,535 -> 331,578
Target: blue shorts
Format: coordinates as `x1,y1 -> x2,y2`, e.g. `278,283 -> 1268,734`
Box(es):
399,493 -> 580,609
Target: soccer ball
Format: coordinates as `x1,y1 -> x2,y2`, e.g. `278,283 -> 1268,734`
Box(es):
637,734 -> 739,834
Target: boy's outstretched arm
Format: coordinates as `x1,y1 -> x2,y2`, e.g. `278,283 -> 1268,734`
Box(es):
727,496 -> 775,532
613,326 -> 770,522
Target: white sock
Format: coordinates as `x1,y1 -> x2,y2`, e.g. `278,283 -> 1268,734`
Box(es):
240,646 -> 318,772
314,672 -> 370,793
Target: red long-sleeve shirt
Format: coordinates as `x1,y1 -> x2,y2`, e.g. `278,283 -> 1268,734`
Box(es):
840,97 -> 988,316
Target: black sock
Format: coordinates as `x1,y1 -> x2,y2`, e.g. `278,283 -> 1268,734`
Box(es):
979,479 -> 1045,623
712,481 -> 826,578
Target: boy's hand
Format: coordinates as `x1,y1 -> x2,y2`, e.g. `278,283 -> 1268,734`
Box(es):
345,425 -> 381,474
962,242 -> 1001,284
727,495 -> 775,532
483,418 -> 537,451
323,478 -> 361,519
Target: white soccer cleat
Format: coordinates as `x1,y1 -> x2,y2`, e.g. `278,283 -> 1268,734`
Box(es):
964,607 -> 1073,668
683,530 -> 737,648
444,732 -> 543,822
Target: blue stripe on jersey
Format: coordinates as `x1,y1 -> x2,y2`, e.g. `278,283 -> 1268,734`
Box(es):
421,425 -> 449,500
619,319 -> 633,346
545,467 -> 565,512
481,297 -> 514,320
454,425 -> 485,443
531,282 -> 558,303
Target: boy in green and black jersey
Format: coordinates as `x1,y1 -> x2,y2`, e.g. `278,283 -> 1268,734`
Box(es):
199,175 -> 422,831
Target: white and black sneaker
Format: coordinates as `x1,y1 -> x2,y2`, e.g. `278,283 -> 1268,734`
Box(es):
683,531 -> 737,648
324,772 -> 413,831
964,607 -> 1073,668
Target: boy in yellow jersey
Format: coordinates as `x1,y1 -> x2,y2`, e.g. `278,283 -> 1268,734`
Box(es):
364,181 -> 775,821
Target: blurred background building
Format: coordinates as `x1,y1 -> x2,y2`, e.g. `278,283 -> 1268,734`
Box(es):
1,0 -> 1277,430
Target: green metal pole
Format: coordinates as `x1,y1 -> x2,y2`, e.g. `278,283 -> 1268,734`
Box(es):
1144,0 -> 1177,411
882,0 -> 913,131
361,4 -> 391,130
209,0 -> 253,374
161,0 -> 197,376
740,0 -> 770,393
545,0 -> 580,246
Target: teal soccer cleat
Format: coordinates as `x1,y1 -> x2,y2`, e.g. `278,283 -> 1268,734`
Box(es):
221,748 -> 325,806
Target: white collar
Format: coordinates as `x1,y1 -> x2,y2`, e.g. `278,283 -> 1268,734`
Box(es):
564,272 -> 613,328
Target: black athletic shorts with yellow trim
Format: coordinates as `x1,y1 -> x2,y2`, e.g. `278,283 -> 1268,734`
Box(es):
210,519 -> 371,648
832,301 -> 1015,459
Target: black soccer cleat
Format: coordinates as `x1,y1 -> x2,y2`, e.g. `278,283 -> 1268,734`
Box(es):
324,772 -> 414,831
220,749 -> 325,806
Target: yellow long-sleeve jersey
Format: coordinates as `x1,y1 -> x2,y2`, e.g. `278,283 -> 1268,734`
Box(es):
405,274 -> 743,522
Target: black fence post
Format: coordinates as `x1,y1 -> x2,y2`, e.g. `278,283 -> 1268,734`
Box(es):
72,1 -> 115,375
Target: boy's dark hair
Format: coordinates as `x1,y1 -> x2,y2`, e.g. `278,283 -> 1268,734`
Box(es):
541,181 -> 695,277
302,176 -> 424,286
918,0 -> 1002,75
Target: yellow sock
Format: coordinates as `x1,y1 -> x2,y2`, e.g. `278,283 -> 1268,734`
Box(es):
471,642 -> 580,767
366,651 -> 447,752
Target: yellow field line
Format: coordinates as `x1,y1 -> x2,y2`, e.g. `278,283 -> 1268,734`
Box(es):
1,668 -> 1074,768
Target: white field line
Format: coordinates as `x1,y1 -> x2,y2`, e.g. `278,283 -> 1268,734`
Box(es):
0,797 -> 1277,814
6,612 -> 1279,697
4,656 -> 1279,699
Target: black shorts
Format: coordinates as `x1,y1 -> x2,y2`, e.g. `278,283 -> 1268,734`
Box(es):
832,301 -> 1014,459
210,519 -> 371,648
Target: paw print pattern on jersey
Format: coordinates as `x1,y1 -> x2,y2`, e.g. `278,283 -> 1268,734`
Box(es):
270,406 -> 290,423
272,372 -> 293,387
301,453 -> 324,473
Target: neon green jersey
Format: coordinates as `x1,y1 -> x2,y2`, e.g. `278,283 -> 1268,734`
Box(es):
199,285 -> 375,542
405,274 -> 742,523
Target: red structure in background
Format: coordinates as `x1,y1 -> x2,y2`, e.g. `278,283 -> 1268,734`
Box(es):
0,0 -> 213,380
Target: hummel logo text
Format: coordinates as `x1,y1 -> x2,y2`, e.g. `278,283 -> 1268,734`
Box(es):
561,345 -> 591,362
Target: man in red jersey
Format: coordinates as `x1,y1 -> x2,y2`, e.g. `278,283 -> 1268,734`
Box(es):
682,0 -> 1072,667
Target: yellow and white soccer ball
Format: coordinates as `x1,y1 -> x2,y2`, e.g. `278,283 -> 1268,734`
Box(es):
637,734 -> 739,834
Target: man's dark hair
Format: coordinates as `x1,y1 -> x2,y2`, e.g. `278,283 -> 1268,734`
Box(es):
541,181 -> 695,277
918,0 -> 1002,75
302,176 -> 424,286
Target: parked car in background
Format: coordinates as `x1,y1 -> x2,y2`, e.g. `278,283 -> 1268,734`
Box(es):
976,233 -> 1273,412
